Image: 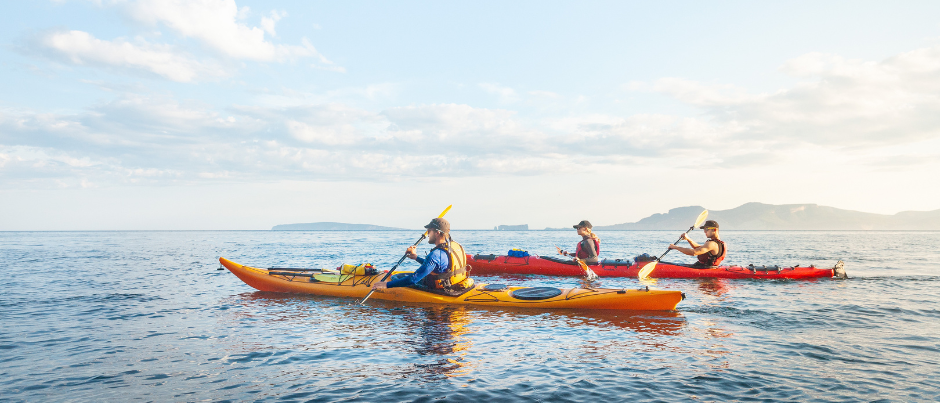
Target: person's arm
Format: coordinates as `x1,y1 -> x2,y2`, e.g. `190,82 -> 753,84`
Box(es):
405,245 -> 426,264
681,233 -> 700,249
561,241 -> 580,257
669,240 -> 717,257
384,249 -> 445,288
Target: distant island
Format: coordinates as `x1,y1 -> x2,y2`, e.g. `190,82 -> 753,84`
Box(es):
495,224 -> 528,230
593,202 -> 940,230
272,222 -> 408,231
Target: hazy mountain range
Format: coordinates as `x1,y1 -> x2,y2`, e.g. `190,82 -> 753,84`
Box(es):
273,203 -> 940,231
594,202 -> 940,230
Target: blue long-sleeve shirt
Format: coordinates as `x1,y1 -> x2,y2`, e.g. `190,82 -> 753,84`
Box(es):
386,248 -> 449,288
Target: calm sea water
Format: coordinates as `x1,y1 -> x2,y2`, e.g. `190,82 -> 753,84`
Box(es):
1,230 -> 938,402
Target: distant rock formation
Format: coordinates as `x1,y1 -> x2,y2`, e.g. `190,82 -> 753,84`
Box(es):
594,202 -> 940,230
495,224 -> 529,231
272,222 -> 408,231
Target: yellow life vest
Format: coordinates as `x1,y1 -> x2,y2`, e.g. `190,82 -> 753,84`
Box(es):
423,240 -> 474,290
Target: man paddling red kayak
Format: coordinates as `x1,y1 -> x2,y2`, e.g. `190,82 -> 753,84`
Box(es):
667,220 -> 727,267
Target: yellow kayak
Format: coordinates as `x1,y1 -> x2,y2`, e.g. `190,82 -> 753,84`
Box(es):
220,257 -> 683,311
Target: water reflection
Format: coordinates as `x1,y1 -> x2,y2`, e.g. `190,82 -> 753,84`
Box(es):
402,306 -> 475,379
219,291 -> 694,383
697,278 -> 731,298
498,307 -> 686,336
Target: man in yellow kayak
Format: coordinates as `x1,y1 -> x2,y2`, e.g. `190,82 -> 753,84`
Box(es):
667,219 -> 727,267
371,217 -> 474,292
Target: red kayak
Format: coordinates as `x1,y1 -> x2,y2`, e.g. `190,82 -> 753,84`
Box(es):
467,254 -> 846,280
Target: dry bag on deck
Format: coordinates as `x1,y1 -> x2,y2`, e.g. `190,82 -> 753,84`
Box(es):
339,263 -> 379,276
507,249 -> 530,258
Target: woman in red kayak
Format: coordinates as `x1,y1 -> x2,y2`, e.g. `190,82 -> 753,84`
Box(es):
556,220 -> 600,264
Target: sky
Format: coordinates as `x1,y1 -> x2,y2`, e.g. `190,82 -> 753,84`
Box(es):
2,0 -> 940,230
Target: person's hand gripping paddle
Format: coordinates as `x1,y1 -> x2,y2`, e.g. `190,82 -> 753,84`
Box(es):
359,205 -> 452,305
556,243 -> 598,280
638,210 -> 709,280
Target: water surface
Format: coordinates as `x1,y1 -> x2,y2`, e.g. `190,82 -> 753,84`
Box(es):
1,231 -> 938,401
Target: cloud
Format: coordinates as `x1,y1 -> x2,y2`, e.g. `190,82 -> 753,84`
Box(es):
652,77 -> 756,106
260,10 -> 285,38
478,83 -> 519,103
126,0 -> 341,70
8,40 -> 940,189
528,90 -> 562,99
1,98 -> 666,187
26,0 -> 343,81
646,45 -> 940,148
35,30 -> 224,82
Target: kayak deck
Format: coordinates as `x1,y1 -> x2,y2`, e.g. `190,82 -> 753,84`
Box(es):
467,254 -> 845,279
220,257 -> 683,311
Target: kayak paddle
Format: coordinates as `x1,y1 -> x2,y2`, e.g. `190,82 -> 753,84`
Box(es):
556,243 -> 599,280
638,209 -> 709,280
359,205 -> 453,305
576,259 -> 599,281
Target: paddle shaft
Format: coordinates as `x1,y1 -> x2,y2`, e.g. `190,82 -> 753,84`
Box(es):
639,209 -> 708,280
656,225 -> 697,261
358,233 -> 427,304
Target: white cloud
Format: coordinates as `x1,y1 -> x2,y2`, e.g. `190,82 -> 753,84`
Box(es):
37,30 -> 224,82
260,10 -> 285,38
478,83 -> 519,103
528,90 -> 562,99
9,41 -> 940,189
236,5 -> 250,20
652,77 -> 757,106
28,1 -> 343,81
127,0 -> 339,69
632,44 -> 940,149
2,99 -> 659,187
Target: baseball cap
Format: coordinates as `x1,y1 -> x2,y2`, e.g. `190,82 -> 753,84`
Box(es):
572,220 -> 592,229
699,220 -> 719,229
424,217 -> 450,233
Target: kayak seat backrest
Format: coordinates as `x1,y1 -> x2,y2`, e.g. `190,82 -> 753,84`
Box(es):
408,282 -> 476,297
511,287 -> 563,300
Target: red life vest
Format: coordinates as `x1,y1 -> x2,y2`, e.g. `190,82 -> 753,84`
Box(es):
697,238 -> 726,267
575,237 -> 600,259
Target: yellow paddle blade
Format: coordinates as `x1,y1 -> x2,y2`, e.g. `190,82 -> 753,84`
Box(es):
694,210 -> 709,228
422,205 -> 453,236
576,259 -> 599,280
438,205 -> 453,218
637,260 -> 658,279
